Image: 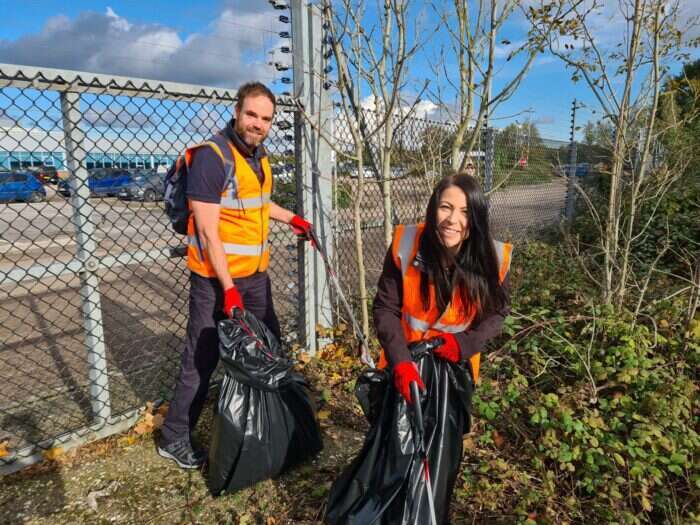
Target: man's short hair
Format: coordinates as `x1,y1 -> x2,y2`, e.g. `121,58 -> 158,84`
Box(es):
236,82 -> 276,113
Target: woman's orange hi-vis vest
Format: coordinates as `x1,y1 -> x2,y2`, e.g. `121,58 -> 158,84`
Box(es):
186,140 -> 272,279
379,223 -> 512,384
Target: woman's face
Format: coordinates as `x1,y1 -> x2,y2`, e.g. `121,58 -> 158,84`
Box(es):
436,184 -> 469,253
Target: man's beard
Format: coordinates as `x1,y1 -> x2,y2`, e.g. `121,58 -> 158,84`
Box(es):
235,123 -> 266,147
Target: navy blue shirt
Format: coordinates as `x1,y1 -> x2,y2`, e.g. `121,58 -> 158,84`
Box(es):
187,119 -> 268,204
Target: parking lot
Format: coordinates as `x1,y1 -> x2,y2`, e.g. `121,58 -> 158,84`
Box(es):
0,190 -> 301,455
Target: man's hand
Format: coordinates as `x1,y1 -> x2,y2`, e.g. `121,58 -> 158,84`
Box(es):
433,333 -> 461,363
393,361 -> 425,404
290,215 -> 316,246
223,286 -> 244,317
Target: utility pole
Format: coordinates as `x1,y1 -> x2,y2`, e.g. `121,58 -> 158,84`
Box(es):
291,0 -> 333,354
565,98 -> 579,222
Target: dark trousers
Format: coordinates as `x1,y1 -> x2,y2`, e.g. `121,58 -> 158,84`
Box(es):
160,271 -> 281,444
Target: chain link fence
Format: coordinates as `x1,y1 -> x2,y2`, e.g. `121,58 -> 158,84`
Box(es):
0,63 -> 603,472
0,65 -> 301,470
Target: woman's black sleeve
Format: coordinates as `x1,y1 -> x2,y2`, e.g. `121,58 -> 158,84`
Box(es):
372,247 -> 412,366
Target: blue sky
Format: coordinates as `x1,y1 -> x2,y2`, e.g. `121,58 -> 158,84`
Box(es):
0,0 -> 698,140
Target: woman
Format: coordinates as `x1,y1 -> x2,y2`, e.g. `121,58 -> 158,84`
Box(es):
325,173 -> 511,525
373,173 -> 511,523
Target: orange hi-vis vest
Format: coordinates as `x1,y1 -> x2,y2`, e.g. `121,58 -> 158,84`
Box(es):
379,223 -> 512,384
186,139 -> 273,279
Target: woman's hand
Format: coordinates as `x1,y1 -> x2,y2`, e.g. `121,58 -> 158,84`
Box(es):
393,361 -> 425,404
432,333 -> 461,363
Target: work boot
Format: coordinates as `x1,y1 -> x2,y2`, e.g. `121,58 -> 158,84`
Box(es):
157,437 -> 206,469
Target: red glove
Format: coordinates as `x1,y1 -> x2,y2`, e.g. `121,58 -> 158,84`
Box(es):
223,286 -> 244,317
290,215 -> 316,246
393,361 -> 425,404
433,333 -> 461,363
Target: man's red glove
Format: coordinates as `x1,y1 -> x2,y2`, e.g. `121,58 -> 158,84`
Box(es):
433,333 -> 461,363
393,361 -> 425,404
290,215 -> 316,246
223,286 -> 244,317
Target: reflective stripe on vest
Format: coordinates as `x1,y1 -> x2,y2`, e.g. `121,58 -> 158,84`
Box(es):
404,313 -> 470,334
220,192 -> 272,210
397,224 -> 418,276
188,236 -> 268,256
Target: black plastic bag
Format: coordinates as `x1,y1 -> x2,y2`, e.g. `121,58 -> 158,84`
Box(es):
325,342 -> 473,525
207,311 -> 323,496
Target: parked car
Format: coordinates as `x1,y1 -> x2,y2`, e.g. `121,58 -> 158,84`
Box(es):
57,168 -> 133,197
557,163 -> 591,178
118,170 -> 164,201
0,171 -> 46,203
32,165 -> 59,185
271,163 -> 295,183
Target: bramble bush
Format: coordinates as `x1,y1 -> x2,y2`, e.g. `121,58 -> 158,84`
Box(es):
455,240 -> 700,525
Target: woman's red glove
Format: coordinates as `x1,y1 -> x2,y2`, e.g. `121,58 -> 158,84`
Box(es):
393,361 -> 425,404
433,333 -> 461,363
223,286 -> 244,317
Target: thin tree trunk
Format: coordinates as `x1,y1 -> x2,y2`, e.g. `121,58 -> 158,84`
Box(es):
382,143 -> 393,248
603,0 -> 643,305
354,149 -> 370,337
617,1 -> 661,307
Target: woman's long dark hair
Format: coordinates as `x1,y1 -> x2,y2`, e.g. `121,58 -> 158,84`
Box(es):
419,174 -> 507,316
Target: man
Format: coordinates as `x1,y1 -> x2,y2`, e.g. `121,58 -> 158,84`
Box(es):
158,81 -> 314,469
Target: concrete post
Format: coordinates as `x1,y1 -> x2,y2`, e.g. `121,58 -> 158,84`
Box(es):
292,0 -> 334,354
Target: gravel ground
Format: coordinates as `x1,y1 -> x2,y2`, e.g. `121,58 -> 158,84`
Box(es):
0,389 -> 367,525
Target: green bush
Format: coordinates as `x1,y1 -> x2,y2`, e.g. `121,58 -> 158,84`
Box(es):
273,179 -> 296,211
455,241 -> 700,524
336,181 -> 352,209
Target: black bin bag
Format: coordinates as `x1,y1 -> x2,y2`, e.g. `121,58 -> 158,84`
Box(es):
207,311 -> 323,496
325,342 -> 473,525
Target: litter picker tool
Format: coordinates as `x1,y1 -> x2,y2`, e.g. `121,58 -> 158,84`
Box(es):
307,228 -> 375,368
410,380 -> 438,525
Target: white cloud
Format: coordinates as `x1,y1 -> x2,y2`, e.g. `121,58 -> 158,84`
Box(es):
83,104 -> 157,130
412,100 -> 439,119
0,6 -> 283,88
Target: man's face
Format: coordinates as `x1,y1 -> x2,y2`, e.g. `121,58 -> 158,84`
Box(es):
234,95 -> 275,147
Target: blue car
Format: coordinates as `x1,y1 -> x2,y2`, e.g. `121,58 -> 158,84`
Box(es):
0,171 -> 47,203
58,168 -> 134,197
558,163 -> 591,178
118,170 -> 164,202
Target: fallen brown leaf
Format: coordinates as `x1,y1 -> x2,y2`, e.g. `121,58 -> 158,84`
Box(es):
133,422 -> 150,435
493,430 -> 505,449
43,447 -> 64,461
0,440 -> 9,458
152,413 -> 165,430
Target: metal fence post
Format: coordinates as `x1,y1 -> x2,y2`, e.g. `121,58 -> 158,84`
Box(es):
292,0 -> 333,354
565,99 -> 579,222
483,127 -> 495,192
60,91 -> 112,425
